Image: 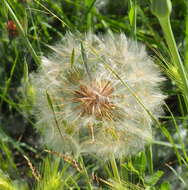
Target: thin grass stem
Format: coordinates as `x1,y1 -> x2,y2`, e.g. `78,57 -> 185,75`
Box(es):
159,16 -> 188,110
110,155 -> 121,185
3,0 -> 40,65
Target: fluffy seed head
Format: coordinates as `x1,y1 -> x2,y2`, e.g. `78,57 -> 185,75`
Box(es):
30,33 -> 165,159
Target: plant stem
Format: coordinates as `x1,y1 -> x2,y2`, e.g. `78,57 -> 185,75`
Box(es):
146,145 -> 153,174
159,16 -> 188,110
4,0 -> 40,65
185,1 -> 188,71
110,155 -> 121,184
159,16 -> 188,109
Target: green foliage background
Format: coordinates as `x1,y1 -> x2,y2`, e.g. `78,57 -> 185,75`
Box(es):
0,0 -> 188,189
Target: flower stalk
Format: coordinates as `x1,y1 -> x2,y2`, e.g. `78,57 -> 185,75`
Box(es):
151,0 -> 188,109
110,155 -> 121,184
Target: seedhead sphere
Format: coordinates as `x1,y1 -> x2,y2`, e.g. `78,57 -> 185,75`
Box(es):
31,33 -> 165,159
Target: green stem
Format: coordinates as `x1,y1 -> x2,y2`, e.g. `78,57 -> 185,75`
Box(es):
110,155 -> 121,184
79,156 -> 93,190
129,0 -> 137,40
132,0 -> 137,40
159,16 -> 188,109
185,2 -> 188,71
146,145 -> 153,175
4,0 -> 40,65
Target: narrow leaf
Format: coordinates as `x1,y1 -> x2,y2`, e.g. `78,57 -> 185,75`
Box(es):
145,170 -> 164,186
81,42 -> 92,81
46,91 -> 63,140
71,48 -> 75,67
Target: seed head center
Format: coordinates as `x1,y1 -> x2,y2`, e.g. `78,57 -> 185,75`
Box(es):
73,81 -> 115,119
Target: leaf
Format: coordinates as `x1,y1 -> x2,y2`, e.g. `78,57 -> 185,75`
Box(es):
160,181 -> 170,190
133,152 -> 147,173
145,170 -> 164,186
128,6 -> 134,27
80,42 -> 92,81
46,91 -> 63,140
71,48 -> 75,67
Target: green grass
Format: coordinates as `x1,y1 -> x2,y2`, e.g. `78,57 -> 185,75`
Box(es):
0,0 -> 188,189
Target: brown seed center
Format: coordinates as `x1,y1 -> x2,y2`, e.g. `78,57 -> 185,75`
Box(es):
73,81 -> 115,120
